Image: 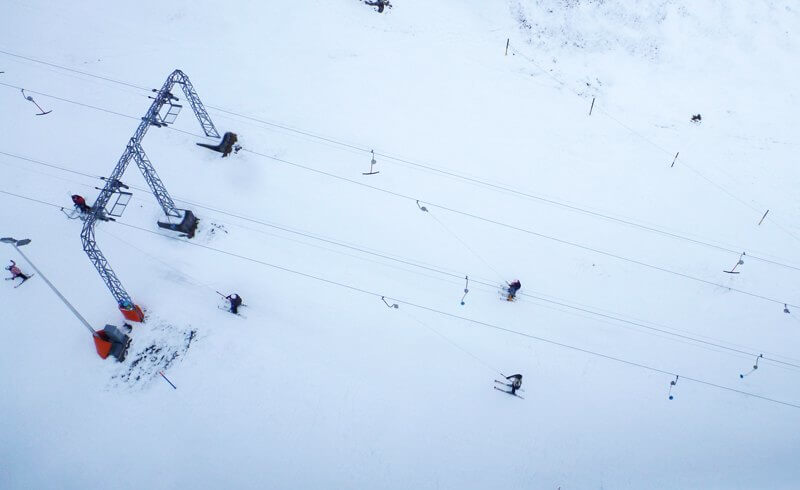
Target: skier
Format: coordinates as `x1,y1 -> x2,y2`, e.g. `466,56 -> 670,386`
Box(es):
506,374 -> 523,395
691,114 -> 702,123
506,279 -> 521,301
494,374 -> 523,397
71,194 -> 91,214
5,260 -> 30,283
226,293 -> 243,314
365,0 -> 388,12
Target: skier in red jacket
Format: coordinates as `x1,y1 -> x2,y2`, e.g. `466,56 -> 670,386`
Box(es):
72,194 -> 91,214
5,260 -> 30,282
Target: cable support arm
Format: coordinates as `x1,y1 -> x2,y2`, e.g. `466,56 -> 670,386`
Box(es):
170,69 -> 219,138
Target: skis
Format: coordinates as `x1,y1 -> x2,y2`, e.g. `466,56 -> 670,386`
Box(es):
15,275 -> 33,288
60,207 -> 115,222
498,287 -> 516,302
217,305 -> 246,319
494,379 -> 524,391
61,207 -> 82,220
6,274 -> 35,288
493,386 -> 524,399
494,379 -> 524,398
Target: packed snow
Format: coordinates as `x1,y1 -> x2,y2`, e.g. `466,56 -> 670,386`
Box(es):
1,1 -> 799,488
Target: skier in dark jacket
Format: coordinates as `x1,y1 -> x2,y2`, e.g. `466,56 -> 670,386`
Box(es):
5,260 -> 30,282
221,133 -> 238,158
72,194 -> 91,214
506,374 -> 522,395
365,0 -> 389,13
506,280 -> 521,300
226,294 -> 243,314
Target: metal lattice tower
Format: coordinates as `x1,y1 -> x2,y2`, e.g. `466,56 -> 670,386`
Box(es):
82,70 -> 219,313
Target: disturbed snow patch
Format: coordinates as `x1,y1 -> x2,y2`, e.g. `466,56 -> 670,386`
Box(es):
510,0 -> 668,61
107,313 -> 197,390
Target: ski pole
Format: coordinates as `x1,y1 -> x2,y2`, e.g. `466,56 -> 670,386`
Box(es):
159,371 -> 177,389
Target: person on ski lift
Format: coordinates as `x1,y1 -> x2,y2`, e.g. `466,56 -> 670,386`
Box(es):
72,194 -> 91,214
226,293 -> 243,314
221,133 -> 238,158
5,260 -> 30,282
507,279 -> 521,300
506,374 -> 523,395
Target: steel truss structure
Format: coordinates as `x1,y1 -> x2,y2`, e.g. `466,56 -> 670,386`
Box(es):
81,70 -> 219,311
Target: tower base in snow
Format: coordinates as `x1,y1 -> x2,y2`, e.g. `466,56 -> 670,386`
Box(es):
157,209 -> 198,238
94,324 -> 132,362
119,304 -> 145,322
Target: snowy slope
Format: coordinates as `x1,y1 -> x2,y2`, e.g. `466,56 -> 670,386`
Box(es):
1,1 -> 799,488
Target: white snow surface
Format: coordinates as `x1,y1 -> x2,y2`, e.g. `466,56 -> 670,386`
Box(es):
1,1 -> 799,488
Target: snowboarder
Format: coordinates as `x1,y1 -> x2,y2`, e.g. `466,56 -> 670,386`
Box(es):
226,293 -> 243,314
5,260 -> 30,283
506,279 -> 521,301
691,114 -> 702,123
72,194 -> 91,214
